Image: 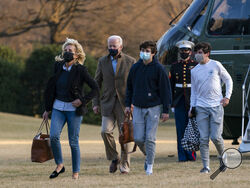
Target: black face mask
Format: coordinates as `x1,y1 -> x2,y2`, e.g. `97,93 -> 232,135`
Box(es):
109,49 -> 119,57
180,52 -> 190,60
63,51 -> 74,62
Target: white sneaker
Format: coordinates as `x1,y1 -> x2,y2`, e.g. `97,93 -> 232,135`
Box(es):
146,164 -> 153,175
200,167 -> 210,173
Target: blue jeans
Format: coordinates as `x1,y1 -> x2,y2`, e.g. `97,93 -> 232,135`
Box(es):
132,105 -> 161,165
50,109 -> 82,173
174,96 -> 196,161
196,105 -> 224,168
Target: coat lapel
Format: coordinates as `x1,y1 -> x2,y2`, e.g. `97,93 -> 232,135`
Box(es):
115,55 -> 122,76
115,52 -> 125,77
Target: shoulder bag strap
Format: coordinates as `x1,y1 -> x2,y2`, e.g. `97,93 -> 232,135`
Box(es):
44,120 -> 50,135
36,120 -> 46,135
36,119 -> 50,135
127,143 -> 137,154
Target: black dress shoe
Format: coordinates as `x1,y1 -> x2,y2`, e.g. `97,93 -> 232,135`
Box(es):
109,159 -> 119,173
49,166 -> 65,179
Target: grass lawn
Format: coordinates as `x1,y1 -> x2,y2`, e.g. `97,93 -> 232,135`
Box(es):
0,112 -> 250,188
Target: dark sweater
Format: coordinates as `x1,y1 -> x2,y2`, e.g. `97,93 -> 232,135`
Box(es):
125,58 -> 172,113
56,70 -> 72,102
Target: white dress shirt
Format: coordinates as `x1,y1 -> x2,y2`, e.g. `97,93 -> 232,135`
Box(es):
190,59 -> 233,108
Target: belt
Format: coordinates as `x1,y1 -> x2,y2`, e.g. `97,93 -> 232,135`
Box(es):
175,83 -> 191,88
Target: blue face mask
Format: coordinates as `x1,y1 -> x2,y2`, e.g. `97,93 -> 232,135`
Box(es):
140,51 -> 151,61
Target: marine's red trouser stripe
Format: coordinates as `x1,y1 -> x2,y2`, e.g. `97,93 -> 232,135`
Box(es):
192,151 -> 196,161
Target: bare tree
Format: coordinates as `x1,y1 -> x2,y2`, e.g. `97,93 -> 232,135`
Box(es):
0,0 -> 192,57
0,0 -> 106,43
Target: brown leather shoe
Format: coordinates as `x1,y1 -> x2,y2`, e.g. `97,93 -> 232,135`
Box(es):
109,159 -> 119,173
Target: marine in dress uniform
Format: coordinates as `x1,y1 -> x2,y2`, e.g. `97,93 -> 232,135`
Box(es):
169,40 -> 198,162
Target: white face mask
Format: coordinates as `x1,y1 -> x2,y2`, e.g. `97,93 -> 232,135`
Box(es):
195,53 -> 204,63
140,51 -> 151,61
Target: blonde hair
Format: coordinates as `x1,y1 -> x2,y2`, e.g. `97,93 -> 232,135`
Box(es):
55,38 -> 86,65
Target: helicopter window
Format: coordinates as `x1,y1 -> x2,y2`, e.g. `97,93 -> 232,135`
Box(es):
208,0 -> 250,35
191,5 -> 208,36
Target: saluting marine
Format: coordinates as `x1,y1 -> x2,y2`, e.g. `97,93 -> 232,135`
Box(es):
169,40 -> 198,162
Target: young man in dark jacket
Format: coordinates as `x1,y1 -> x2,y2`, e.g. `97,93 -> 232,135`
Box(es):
125,41 -> 172,175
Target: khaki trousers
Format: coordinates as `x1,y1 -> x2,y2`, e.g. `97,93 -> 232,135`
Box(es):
101,98 -> 132,172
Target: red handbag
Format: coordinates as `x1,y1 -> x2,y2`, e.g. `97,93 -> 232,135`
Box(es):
31,120 -> 54,163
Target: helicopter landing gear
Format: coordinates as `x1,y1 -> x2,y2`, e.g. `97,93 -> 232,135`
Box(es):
232,138 -> 239,145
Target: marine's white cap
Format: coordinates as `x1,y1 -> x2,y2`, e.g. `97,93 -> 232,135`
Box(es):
176,40 -> 194,49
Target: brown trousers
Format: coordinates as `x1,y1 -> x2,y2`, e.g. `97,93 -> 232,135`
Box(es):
101,98 -> 132,172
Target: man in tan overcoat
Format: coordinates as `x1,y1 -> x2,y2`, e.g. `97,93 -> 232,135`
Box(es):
92,35 -> 136,174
